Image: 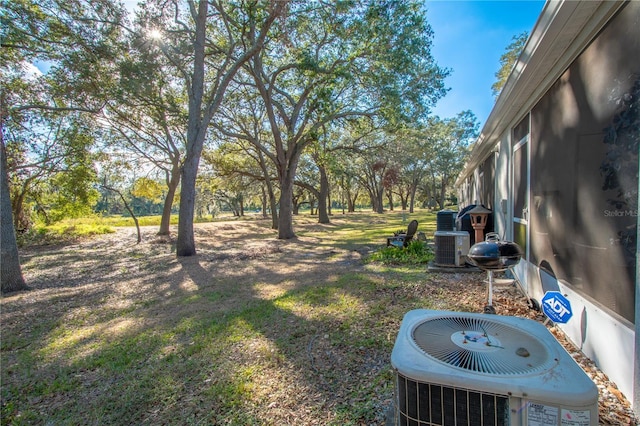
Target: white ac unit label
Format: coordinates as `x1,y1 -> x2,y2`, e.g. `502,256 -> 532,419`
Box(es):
561,408 -> 591,426
526,402 -> 558,425
526,403 -> 592,426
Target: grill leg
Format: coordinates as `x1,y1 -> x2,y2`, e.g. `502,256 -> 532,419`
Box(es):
484,271 -> 496,314
507,269 -> 541,311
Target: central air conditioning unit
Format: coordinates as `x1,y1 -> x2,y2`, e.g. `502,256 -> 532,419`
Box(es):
434,231 -> 470,267
391,310 -> 598,426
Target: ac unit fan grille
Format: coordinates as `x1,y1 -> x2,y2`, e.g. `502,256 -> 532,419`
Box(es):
412,316 -> 554,375
396,373 -> 509,426
435,236 -> 457,265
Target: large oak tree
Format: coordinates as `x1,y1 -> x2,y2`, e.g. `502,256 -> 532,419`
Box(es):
136,0 -> 287,256
244,0 -> 448,238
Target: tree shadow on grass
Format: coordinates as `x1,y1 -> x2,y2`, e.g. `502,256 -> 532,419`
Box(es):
3,220 -> 429,424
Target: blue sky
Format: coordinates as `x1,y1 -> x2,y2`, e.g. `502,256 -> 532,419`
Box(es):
425,0 -> 545,125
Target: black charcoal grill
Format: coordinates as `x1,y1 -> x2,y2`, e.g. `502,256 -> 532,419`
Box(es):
467,239 -> 523,271
467,233 -> 526,314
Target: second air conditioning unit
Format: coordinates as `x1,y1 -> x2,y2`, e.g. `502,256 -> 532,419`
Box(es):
434,231 -> 470,267
391,309 -> 598,426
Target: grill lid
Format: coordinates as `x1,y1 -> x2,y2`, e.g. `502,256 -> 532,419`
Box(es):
412,315 -> 555,375
467,240 -> 523,270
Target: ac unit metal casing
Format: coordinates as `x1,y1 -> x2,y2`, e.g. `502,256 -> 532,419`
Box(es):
434,231 -> 470,267
391,309 -> 598,426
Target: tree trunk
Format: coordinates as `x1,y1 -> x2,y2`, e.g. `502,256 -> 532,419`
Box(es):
348,197 -> 355,212
409,179 -> 418,213
1,140 -> 28,294
430,174 -> 439,209
401,196 -> 408,210
11,187 -> 27,230
158,163 -> 180,235
439,175 -> 449,209
257,150 -> 278,229
176,0 -> 207,257
269,190 -> 278,229
278,176 -> 296,239
372,186 -> 384,213
123,198 -> 142,244
346,188 -> 356,212
261,185 -> 268,219
177,146 -> 202,256
317,166 -> 330,224
103,185 -> 142,244
376,197 -> 384,213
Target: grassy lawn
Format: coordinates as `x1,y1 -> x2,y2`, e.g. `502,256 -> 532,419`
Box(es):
2,209 -> 495,425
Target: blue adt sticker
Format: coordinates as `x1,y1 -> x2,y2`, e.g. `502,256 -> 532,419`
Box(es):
542,291 -> 573,324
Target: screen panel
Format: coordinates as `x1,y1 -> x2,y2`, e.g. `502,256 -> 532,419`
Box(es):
529,2 -> 639,322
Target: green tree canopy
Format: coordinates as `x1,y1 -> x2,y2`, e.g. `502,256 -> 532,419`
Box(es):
241,0 -> 449,237
491,31 -> 529,99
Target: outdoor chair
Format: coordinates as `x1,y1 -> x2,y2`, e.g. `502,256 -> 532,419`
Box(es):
387,219 -> 419,248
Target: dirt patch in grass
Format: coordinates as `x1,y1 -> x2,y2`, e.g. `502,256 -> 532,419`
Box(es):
2,215 -> 637,425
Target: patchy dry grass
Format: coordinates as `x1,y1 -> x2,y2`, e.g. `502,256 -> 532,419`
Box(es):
1,210 -> 636,425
